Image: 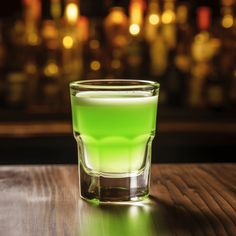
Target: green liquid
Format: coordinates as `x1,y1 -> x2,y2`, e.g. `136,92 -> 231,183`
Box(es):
71,91 -> 158,175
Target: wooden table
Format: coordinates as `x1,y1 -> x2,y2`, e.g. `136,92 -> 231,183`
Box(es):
0,164 -> 235,236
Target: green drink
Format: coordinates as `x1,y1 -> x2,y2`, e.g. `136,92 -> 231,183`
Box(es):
70,80 -> 159,202
71,91 -> 158,175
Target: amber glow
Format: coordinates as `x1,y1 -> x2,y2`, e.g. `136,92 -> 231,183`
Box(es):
129,23 -> 140,36
44,62 -> 59,77
176,5 -> 188,24
130,0 -> 143,26
27,31 -> 39,46
148,14 -> 160,25
90,60 -> 101,71
110,9 -> 125,24
65,3 -> 79,25
63,35 -> 74,49
162,10 -> 176,24
222,14 -> 234,28
42,21 -> 58,39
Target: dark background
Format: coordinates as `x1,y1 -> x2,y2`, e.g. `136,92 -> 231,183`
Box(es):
0,0 -> 222,22
0,0 -> 235,164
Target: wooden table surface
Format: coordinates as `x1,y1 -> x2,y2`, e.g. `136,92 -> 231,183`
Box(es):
0,164 -> 235,236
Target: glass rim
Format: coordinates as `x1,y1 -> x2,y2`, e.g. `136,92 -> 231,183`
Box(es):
70,79 -> 160,90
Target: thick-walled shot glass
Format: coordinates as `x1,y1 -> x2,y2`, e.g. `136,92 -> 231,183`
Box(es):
70,79 -> 159,203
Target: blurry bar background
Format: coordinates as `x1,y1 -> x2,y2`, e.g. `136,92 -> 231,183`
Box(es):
0,0 -> 235,164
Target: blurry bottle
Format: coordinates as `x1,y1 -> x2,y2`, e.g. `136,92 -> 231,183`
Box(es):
226,4 -> 236,110
40,20 -> 62,111
163,49 -> 187,107
215,0 -> 235,110
144,1 -> 167,104
41,50 -> 61,111
104,7 -> 129,50
50,0 -> 63,25
22,0 -> 41,110
83,19 -> 104,79
204,52 -> 226,111
167,3 -> 193,107
189,7 -> 219,108
175,3 -> 192,75
125,37 -> 145,78
23,0 -> 41,47
129,0 -> 144,37
144,0 -> 161,43
103,6 -> 128,78
228,65 -> 236,109
124,0 -> 145,78
62,0 -> 83,83
5,19 -> 28,109
0,22 -> 6,107
5,72 -> 28,109
161,0 -> 176,51
149,31 -> 168,105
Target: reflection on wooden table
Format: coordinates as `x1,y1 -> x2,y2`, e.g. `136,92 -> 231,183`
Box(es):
0,164 -> 235,235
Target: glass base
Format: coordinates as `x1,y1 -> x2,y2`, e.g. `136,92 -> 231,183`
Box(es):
79,163 -> 150,203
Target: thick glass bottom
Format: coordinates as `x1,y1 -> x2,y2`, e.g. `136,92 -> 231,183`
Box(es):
79,162 -> 150,203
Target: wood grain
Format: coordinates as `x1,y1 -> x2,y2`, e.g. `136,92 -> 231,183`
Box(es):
0,164 -> 235,236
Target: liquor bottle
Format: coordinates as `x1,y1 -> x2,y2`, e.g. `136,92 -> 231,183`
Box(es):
163,49 -> 187,107
40,49 -> 61,111
215,0 -> 235,109
224,3 -> 236,110
40,20 -> 62,111
161,0 -> 176,51
62,0 -> 83,82
50,0 -> 63,25
144,0 -> 160,43
149,32 -> 168,105
147,3 -> 168,105
129,0 -> 144,37
103,6 -> 128,78
204,52 -> 226,111
5,19 -> 28,109
189,7 -> 219,108
168,2 -> 193,107
175,3 -> 192,76
83,19 -> 104,79
0,21 -> 6,107
23,0 -> 41,110
124,0 -> 146,78
228,64 -> 236,110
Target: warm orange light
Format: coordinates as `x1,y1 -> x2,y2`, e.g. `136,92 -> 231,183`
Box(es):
65,3 -> 79,25
148,14 -> 160,25
90,60 -> 101,71
41,20 -> 58,39
110,9 -> 125,24
28,33 -> 39,45
77,16 -> 89,42
129,23 -> 140,36
222,14 -> 233,28
63,35 -> 74,49
130,0 -> 143,26
44,62 -> 59,76
162,10 -> 176,24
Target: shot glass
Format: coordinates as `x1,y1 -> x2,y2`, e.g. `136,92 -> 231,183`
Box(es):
70,79 -> 159,203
